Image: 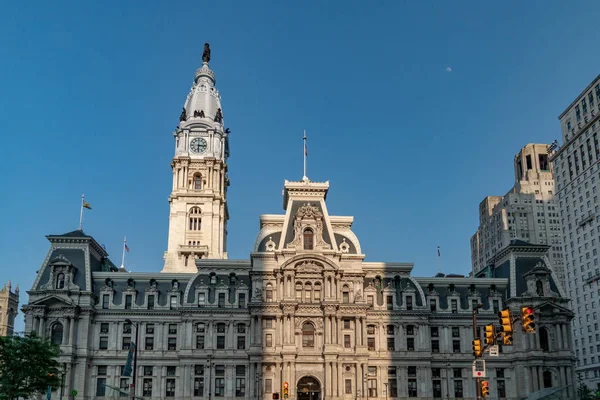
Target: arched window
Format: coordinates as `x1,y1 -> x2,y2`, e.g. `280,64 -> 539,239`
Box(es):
536,280 -> 544,296
194,174 -> 202,190
543,370 -> 552,388
342,285 -> 350,303
265,283 -> 273,301
304,283 -> 312,302
189,207 -> 202,231
303,228 -> 314,250
540,327 -> 550,352
302,323 -> 315,347
56,273 -> 65,289
51,323 -> 63,345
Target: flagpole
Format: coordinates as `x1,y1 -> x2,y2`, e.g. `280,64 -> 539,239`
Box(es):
121,236 -> 126,270
78,194 -> 84,230
437,245 -> 441,274
303,130 -> 307,181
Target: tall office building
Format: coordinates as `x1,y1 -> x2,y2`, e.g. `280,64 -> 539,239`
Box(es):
551,74 -> 600,389
471,144 -> 566,289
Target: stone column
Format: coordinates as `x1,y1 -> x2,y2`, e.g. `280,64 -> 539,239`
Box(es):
38,317 -> 45,338
62,318 -> 70,345
68,317 -> 76,346
538,366 -> 544,391
532,367 -> 539,392
555,324 -> 562,350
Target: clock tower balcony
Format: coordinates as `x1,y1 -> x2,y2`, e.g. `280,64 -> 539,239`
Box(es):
178,244 -> 209,258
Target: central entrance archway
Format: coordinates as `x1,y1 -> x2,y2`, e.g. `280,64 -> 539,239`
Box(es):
297,376 -> 321,400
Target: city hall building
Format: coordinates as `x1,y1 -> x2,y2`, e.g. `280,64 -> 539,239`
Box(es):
23,46 -> 577,400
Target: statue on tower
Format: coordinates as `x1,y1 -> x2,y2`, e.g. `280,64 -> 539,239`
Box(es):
202,43 -> 211,63
179,107 -> 187,122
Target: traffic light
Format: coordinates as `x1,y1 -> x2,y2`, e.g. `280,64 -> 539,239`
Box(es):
498,308 -> 513,345
521,306 -> 536,333
472,338 -> 483,357
272,393 -> 279,400
481,380 -> 490,397
283,382 -> 289,399
484,324 -> 495,345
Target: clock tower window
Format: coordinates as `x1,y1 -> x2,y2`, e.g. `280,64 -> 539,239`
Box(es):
189,207 -> 202,231
193,174 -> 202,190
303,228 -> 314,250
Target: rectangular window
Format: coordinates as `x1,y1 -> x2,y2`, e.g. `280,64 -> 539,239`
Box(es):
430,327 -> 439,337
344,319 -> 351,329
342,291 -> 350,303
96,378 -> 107,396
387,295 -> 394,310
368,379 -> 377,397
194,365 -> 204,376
165,378 -> 175,397
122,337 -> 131,350
408,366 -> 416,377
266,318 -> 273,329
453,340 -> 461,353
145,337 -> 154,350
123,323 -> 132,334
238,293 -> 246,308
144,366 -> 153,376
406,296 -> 413,310
168,324 -> 177,334
196,335 -> 205,349
125,295 -> 132,309
496,368 -> 505,378
217,336 -> 225,349
453,368 -> 462,378
407,337 -> 415,351
431,340 -> 439,353
344,334 -> 351,348
237,336 -> 245,350
218,293 -> 225,308
198,292 -> 206,306
387,337 -> 395,351
498,380 -> 506,398
196,323 -> 205,333
265,379 -> 272,393
368,337 -> 375,351
389,379 -> 398,397
146,324 -> 155,334
168,338 -> 176,351
451,299 -> 458,313
367,295 -> 374,305
193,378 -> 204,397
143,378 -> 152,397
265,334 -> 272,347
345,379 -> 352,394
170,296 -> 177,309
98,366 -> 107,375
526,154 -> 532,169
167,366 -> 176,376
388,366 -> 397,376
119,378 -> 129,397
430,298 -> 437,312
102,294 -> 109,309
454,380 -> 464,398
148,295 -> 155,309
99,336 -> 108,350
432,368 -> 441,378
452,327 -> 460,337
433,380 -> 442,398
387,325 -> 394,335
314,288 -> 321,300
100,323 -> 109,334
408,379 -> 417,397
367,325 -> 375,335
235,378 -> 245,397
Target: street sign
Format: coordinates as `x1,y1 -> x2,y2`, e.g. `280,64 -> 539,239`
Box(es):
472,359 -> 486,378
489,345 -> 499,357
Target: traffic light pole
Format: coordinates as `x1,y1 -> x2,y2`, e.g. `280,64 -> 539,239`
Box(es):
473,306 -> 481,400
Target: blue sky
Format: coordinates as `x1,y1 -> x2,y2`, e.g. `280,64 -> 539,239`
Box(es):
1,1 -> 599,331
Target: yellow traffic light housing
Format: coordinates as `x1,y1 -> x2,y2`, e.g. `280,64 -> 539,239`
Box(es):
481,380 -> 490,397
283,382 -> 289,398
521,306 -> 536,333
472,338 -> 483,357
484,324 -> 495,345
498,308 -> 513,346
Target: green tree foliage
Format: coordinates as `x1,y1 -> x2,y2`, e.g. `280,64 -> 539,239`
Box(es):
578,383 -> 594,400
0,333 -> 61,400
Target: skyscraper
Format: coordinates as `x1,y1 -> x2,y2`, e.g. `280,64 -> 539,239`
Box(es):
551,74 -> 600,389
471,144 -> 566,289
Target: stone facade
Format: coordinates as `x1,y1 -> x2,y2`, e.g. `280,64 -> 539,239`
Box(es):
471,144 -> 566,290
0,281 -> 19,336
21,49 -> 577,400
551,73 -> 600,390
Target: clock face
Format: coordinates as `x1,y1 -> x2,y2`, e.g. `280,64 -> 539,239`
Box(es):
190,138 -> 207,154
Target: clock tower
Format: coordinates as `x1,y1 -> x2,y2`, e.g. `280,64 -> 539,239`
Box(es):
162,44 -> 230,273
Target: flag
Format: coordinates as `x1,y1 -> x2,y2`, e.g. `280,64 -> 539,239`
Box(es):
125,243 -> 130,252
304,138 -> 307,156
83,202 -> 92,210
437,246 -> 440,257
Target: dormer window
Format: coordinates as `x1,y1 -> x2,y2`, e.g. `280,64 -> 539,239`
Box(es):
536,280 -> 544,296
303,228 -> 314,250
56,273 -> 65,289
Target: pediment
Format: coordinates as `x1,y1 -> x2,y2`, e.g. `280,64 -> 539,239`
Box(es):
30,295 -> 73,308
536,301 -> 573,316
